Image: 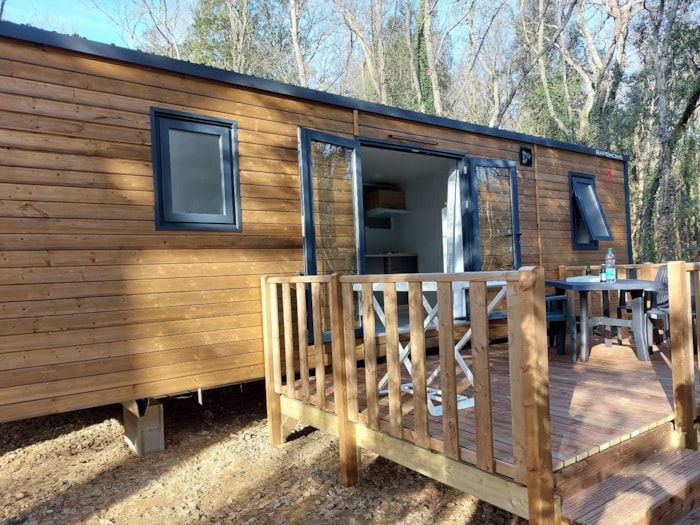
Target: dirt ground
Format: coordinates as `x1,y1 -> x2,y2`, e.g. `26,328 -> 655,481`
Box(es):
1,381 -> 526,524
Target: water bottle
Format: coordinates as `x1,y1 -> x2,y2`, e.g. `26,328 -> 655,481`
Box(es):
605,248 -> 616,283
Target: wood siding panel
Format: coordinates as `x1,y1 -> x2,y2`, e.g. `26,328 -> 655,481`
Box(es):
0,36 -> 348,423
528,146 -> 628,269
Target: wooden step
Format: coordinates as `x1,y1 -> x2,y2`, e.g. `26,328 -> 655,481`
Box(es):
674,508 -> 700,524
561,448 -> 700,525
554,423 -> 675,501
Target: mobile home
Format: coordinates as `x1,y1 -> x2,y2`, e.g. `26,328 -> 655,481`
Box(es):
0,21 -> 629,426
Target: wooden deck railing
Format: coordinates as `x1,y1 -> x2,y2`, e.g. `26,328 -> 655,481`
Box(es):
262,267 -> 555,522
556,261 -> 700,450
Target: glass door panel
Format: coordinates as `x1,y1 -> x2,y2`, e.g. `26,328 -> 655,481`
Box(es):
300,129 -> 363,334
310,140 -> 358,276
470,160 -> 521,271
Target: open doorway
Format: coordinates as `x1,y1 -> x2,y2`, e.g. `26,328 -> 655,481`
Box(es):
298,129 -> 520,279
360,145 -> 464,276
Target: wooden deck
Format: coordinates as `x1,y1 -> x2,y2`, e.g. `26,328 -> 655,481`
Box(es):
262,265 -> 700,523
303,337 -> 681,473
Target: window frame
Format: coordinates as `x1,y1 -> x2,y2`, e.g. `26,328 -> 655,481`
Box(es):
569,171 -> 613,249
150,107 -> 241,232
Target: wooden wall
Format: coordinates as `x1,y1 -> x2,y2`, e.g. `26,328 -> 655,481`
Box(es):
0,36 -> 354,423
0,31 -> 628,423
532,146 -> 628,273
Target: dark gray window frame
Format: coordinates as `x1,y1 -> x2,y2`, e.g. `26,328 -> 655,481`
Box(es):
150,107 -> 241,232
569,171 -> 613,249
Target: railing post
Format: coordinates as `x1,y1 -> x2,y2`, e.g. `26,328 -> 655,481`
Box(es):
509,266 -> 555,523
693,263 -> 700,357
261,276 -> 284,446
329,274 -> 359,485
668,261 -> 697,450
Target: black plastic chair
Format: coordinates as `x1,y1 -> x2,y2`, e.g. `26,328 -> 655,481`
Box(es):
646,268 -> 698,352
645,265 -> 669,350
546,294 -> 578,363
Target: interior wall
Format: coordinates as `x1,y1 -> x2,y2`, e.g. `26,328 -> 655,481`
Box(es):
362,152 -> 457,274
398,174 -> 450,273
364,221 -> 403,254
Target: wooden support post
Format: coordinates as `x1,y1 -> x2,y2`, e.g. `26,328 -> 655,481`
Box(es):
511,266 -> 556,524
694,263 -> 700,357
332,275 -> 359,486
261,276 -> 284,447
668,261 -> 697,450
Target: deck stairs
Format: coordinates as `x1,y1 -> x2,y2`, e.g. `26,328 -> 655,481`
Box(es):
556,423 -> 700,524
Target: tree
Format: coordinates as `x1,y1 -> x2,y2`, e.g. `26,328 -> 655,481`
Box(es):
383,5 -> 422,111
631,0 -> 700,261
330,0 -> 393,104
447,2 -> 509,125
88,0 -> 193,56
184,0 -> 297,82
486,0 -> 577,128
416,0 -> 467,116
559,0 -> 640,148
289,0 -> 308,86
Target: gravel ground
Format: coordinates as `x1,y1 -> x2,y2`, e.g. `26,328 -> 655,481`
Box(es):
1,381 -> 525,524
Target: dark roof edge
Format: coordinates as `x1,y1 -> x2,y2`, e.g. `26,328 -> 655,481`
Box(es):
0,20 -> 628,162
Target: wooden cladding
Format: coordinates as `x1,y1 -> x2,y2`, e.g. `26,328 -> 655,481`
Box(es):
0,37 -> 322,422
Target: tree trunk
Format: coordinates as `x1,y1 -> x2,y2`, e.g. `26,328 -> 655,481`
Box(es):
289,0 -> 308,87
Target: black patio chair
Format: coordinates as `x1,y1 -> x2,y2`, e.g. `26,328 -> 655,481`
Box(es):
642,265 -> 669,351
546,293 -> 578,363
646,269 -> 698,352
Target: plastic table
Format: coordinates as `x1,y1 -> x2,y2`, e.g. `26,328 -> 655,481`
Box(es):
545,277 -> 665,362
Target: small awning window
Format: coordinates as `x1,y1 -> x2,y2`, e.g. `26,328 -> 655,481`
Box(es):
570,173 -> 613,247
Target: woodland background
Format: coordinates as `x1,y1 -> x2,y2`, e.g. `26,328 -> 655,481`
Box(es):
2,0 -> 699,263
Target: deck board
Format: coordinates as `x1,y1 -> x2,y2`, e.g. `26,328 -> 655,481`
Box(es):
314,335 -> 690,472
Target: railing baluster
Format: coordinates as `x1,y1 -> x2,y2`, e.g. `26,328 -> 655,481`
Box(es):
362,282 -> 379,429
282,283 -> 295,398
296,282 -> 310,402
437,281 -> 459,459
269,282 -> 282,394
311,282 -> 325,408
341,281 -> 359,422
408,281 -> 429,447
470,280 -> 494,472
384,282 -> 403,439
507,279 -> 526,483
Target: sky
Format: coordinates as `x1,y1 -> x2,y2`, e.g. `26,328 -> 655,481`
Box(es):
3,0 -> 129,46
